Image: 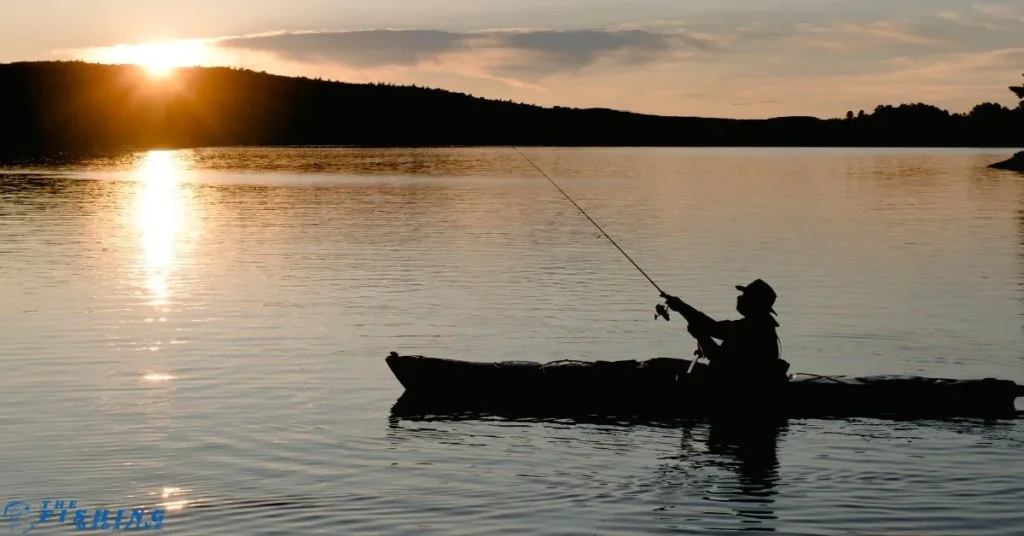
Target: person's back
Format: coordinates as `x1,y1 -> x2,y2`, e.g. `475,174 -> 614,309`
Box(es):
705,314 -> 784,386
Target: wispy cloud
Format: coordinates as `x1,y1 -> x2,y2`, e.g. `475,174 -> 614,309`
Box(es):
212,28 -> 718,82
938,7 -> 1020,30
937,11 -> 1005,31
216,30 -> 464,68
800,21 -> 945,46
972,2 -> 1024,21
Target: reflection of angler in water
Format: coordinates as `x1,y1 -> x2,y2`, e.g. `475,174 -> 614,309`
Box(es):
671,417 -> 787,530
705,417 -> 784,498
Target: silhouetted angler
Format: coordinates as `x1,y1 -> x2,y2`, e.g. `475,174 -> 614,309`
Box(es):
662,279 -> 788,385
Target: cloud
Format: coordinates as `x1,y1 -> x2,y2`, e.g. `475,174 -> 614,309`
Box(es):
801,21 -> 945,46
972,2 -> 1024,21
216,30 -> 464,68
212,28 -> 717,81
938,6 -> 1020,30
937,11 -> 1004,30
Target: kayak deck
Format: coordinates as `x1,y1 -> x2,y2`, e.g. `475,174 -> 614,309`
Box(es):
385,352 -> 1024,419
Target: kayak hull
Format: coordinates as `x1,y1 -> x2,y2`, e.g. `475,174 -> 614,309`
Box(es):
385,353 -> 1024,419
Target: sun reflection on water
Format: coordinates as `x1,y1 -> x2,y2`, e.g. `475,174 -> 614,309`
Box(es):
136,151 -> 180,307
142,373 -> 177,382
158,487 -> 189,512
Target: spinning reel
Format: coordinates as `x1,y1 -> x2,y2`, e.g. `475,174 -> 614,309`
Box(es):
654,303 -> 671,321
654,301 -> 703,360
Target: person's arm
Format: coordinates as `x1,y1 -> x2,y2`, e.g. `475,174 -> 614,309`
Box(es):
690,318 -> 744,360
663,294 -> 730,360
662,294 -> 717,332
699,319 -> 740,342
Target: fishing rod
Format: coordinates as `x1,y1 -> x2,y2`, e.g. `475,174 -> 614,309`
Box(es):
510,146 -> 705,366
509,145 -> 667,297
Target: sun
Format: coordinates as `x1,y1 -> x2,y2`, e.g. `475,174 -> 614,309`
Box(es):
89,40 -> 208,78
138,44 -> 179,78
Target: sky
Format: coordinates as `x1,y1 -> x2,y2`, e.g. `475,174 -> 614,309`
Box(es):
1,0 -> 1022,118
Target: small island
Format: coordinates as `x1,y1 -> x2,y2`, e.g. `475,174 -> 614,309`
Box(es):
989,151 -> 1024,172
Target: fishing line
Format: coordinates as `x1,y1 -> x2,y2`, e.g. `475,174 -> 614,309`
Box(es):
511,146 -> 704,367
510,145 -> 666,297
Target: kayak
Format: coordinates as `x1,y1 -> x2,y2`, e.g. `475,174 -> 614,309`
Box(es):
385,352 -> 1024,419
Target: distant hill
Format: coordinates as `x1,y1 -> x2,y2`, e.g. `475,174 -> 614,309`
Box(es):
0,61 -> 1021,152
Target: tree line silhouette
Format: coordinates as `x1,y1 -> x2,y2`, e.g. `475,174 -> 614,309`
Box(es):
0,61 -> 1021,153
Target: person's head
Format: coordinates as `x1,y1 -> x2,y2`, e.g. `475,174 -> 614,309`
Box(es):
735,279 -> 777,318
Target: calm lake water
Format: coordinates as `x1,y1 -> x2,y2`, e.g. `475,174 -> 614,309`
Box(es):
1,147 -> 1022,535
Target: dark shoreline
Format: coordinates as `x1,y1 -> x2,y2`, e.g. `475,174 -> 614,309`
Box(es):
2,61 -> 1022,153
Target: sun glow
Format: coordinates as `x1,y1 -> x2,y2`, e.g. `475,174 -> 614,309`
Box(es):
90,40 -> 208,78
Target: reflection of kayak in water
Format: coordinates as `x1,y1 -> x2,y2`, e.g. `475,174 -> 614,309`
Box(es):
386,353 -> 1024,419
